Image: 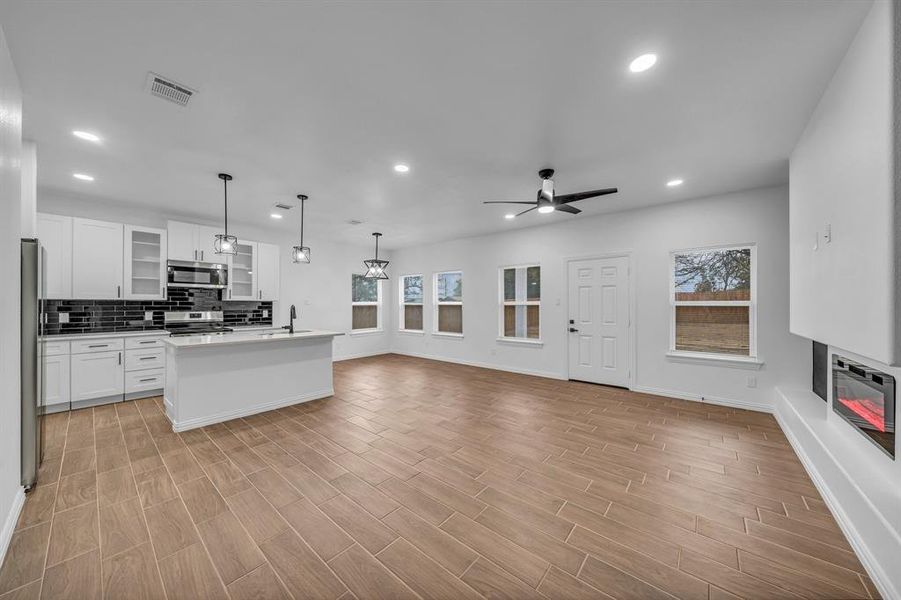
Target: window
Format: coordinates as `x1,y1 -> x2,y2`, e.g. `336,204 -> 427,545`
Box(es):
399,274 -> 424,332
499,265 -> 540,340
434,271 -> 463,335
351,274 -> 381,331
671,246 -> 755,357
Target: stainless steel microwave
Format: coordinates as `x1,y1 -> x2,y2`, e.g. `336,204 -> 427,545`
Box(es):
167,260 -> 228,289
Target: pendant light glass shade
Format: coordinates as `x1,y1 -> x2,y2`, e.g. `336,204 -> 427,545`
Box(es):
362,232 -> 389,280
214,173 -> 238,256
292,194 -> 311,264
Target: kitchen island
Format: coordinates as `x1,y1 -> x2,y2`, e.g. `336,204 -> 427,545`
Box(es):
162,329 -> 342,431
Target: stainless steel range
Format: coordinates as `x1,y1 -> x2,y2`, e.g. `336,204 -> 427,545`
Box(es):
164,311 -> 232,336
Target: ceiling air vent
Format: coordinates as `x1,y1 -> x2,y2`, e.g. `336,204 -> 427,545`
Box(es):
274,203 -> 294,211
145,72 -> 196,107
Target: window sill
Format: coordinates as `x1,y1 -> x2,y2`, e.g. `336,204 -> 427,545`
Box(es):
349,329 -> 383,337
432,332 -> 464,339
397,329 -> 424,336
496,337 -> 543,347
665,351 -> 764,370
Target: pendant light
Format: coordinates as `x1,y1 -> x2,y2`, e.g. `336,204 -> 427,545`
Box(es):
292,194 -> 311,263
213,173 -> 238,256
362,232 -> 389,279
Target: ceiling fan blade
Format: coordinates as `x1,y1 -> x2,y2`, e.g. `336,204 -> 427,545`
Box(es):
554,204 -> 581,214
515,206 -> 538,217
555,188 -> 618,204
482,201 -> 537,205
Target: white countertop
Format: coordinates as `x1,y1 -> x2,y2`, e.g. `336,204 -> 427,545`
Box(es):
163,329 -> 343,349
43,330 -> 169,341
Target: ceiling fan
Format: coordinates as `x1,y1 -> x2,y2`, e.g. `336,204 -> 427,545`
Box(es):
483,168 -> 618,216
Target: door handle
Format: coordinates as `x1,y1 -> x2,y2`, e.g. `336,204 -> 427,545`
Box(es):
569,327 -> 579,333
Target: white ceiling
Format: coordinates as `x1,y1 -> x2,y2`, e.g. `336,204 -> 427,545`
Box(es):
0,1 -> 870,249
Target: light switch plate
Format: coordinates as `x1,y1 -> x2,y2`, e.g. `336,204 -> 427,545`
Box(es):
144,311 -> 154,321
263,309 -> 269,318
58,313 -> 69,324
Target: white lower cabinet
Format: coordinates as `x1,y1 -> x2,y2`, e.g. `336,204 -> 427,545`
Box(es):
71,350 -> 124,403
43,354 -> 71,413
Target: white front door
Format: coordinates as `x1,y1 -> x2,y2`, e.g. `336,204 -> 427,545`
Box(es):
567,256 -> 631,387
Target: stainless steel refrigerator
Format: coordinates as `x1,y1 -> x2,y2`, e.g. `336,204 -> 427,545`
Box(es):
21,238 -> 45,491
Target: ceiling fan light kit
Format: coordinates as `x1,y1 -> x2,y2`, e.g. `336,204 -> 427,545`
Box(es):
483,167 -> 618,217
362,232 -> 389,280
214,173 -> 238,256
292,194 -> 311,264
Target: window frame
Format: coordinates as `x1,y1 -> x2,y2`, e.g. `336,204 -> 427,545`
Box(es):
669,243 -> 757,360
350,273 -> 382,334
433,270 -> 463,337
398,273 -> 424,334
497,264 -> 542,344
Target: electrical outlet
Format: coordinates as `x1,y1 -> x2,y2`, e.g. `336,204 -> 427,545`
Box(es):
824,223 -> 832,243
747,375 -> 757,388
144,311 -> 153,321
263,309 -> 269,318
58,313 -> 69,324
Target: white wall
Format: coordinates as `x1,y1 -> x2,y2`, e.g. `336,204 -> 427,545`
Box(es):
789,0 -> 898,365
389,186 -> 808,411
0,25 -> 23,561
37,190 -> 392,361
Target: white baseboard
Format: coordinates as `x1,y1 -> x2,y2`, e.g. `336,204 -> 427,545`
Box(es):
390,350 -> 567,381
168,388 -> 334,432
631,384 -> 772,413
334,350 -> 391,362
0,487 -> 26,567
774,387 -> 897,600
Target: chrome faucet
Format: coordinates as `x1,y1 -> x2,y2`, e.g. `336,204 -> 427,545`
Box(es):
283,305 -> 297,334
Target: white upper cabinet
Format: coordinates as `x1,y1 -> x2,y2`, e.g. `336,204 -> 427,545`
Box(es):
257,242 -> 280,301
196,225 -> 221,263
167,221 -> 226,263
227,240 -> 258,300
72,218 -> 124,299
36,213 -> 72,299
124,225 -> 167,299
166,220 -> 197,262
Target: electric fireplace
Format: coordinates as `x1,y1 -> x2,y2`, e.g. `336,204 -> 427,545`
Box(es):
832,355 -> 895,459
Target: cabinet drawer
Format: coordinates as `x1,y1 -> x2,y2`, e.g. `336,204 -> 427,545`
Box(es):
125,336 -> 167,350
125,348 -> 164,371
43,340 -> 70,356
71,337 -> 124,354
125,368 -> 164,393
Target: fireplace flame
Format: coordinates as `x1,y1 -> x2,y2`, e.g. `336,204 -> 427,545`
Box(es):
838,397 -> 886,432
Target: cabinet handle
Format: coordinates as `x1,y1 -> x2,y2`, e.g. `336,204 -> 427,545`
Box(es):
117,285 -> 121,298
88,344 -> 108,348
193,250 -> 197,260
139,377 -> 156,383
139,356 -> 156,361
201,250 -> 204,261
118,352 -> 122,365
258,290 -> 261,300
138,340 -> 156,345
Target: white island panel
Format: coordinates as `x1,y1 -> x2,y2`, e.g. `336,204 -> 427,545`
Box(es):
164,331 -> 340,431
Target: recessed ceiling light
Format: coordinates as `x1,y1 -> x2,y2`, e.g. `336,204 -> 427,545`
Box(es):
393,164 -> 410,173
666,178 -> 684,187
72,130 -> 101,142
629,53 -> 657,73
504,213 -> 515,220
73,173 -> 94,181
270,213 -> 283,219
537,206 -> 555,214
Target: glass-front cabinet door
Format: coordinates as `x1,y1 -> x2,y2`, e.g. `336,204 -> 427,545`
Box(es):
227,240 -> 258,300
124,225 -> 167,299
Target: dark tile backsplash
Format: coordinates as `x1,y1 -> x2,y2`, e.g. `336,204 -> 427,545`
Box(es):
43,288 -> 273,336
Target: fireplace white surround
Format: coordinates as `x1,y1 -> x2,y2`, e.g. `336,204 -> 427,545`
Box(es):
775,345 -> 901,600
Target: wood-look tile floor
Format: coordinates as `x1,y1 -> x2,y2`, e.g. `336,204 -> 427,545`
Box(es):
0,354 -> 880,600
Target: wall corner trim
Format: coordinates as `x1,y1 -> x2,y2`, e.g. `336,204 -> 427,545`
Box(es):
0,487 -> 26,568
